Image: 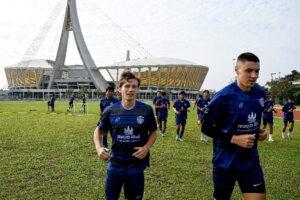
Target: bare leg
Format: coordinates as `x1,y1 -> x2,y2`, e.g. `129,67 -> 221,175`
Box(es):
282,121 -> 287,139
268,123 -> 273,135
287,122 -> 294,139
242,193 -> 266,200
176,125 -> 180,140
162,120 -> 167,133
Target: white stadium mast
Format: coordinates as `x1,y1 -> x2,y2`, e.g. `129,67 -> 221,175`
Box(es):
47,0 -> 108,91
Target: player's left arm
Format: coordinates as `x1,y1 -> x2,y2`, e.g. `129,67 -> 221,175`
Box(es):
193,99 -> 197,109
133,107 -> 158,159
258,128 -> 267,141
173,101 -> 179,115
187,100 -> 191,112
133,130 -> 157,159
258,93 -> 268,141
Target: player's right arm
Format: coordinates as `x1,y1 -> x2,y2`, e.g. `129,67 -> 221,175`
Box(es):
172,101 -> 179,115
282,103 -> 288,113
93,109 -> 111,160
93,127 -> 110,160
153,97 -> 156,105
193,99 -> 197,109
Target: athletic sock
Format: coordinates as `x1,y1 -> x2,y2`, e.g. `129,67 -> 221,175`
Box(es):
287,132 -> 291,139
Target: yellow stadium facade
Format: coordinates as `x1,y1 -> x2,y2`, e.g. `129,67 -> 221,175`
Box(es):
5,57 -> 209,100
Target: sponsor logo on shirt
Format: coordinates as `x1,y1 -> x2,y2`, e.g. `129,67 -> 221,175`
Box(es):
237,111 -> 259,133
124,126 -> 134,135
117,126 -> 140,143
247,112 -> 257,124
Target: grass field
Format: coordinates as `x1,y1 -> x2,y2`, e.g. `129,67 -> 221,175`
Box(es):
0,101 -> 299,200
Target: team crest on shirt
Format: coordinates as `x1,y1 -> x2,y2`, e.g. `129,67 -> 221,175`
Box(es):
259,98 -> 265,107
247,112 -> 257,124
137,116 -> 144,124
239,102 -> 243,108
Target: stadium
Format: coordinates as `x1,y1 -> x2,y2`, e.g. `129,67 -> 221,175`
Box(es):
5,57 -> 208,99
4,0 -> 209,100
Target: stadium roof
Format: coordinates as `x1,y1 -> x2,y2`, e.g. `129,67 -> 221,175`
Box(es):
8,59 -> 54,69
105,57 -> 207,68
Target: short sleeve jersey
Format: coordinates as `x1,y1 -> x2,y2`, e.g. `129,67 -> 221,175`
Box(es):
153,96 -> 162,105
197,98 -> 211,116
82,96 -> 86,103
156,98 -> 170,118
98,101 -> 157,167
69,96 -> 75,104
173,99 -> 191,118
282,102 -> 296,120
50,97 -> 55,105
100,96 -> 119,113
263,100 -> 275,119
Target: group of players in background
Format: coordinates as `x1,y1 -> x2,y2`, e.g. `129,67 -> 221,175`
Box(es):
153,90 -> 297,143
47,86 -> 297,142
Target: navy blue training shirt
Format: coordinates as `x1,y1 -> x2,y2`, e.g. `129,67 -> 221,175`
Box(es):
100,96 -> 119,113
196,98 -> 211,117
263,100 -> 275,119
153,96 -> 162,105
82,96 -> 86,103
282,102 -> 296,120
98,101 -> 157,169
156,98 -> 170,118
173,99 -> 191,118
50,96 -> 55,105
202,81 -> 266,170
69,96 -> 75,104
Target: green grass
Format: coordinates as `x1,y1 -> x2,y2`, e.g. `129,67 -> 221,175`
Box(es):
0,101 -> 299,199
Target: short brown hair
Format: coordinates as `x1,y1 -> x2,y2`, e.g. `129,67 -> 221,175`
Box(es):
237,52 -> 259,63
118,71 -> 141,88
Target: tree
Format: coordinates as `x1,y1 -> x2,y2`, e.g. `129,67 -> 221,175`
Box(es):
78,87 -> 88,98
66,89 -> 73,98
266,70 -> 300,104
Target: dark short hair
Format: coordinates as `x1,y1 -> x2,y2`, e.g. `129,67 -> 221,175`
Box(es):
118,71 -> 141,88
237,52 -> 260,63
179,91 -> 186,96
288,96 -> 294,101
202,90 -> 209,94
106,86 -> 115,92
161,92 -> 167,96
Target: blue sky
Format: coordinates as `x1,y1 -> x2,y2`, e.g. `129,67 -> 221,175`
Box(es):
0,0 -> 299,90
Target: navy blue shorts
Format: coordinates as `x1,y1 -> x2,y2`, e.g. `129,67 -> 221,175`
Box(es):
105,169 -> 144,200
263,117 -> 273,126
197,113 -> 202,120
213,167 -> 266,200
284,118 -> 294,124
155,108 -> 159,117
176,116 -> 187,125
157,113 -> 168,121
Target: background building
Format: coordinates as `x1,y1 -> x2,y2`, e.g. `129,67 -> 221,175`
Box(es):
4,0 -> 209,100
